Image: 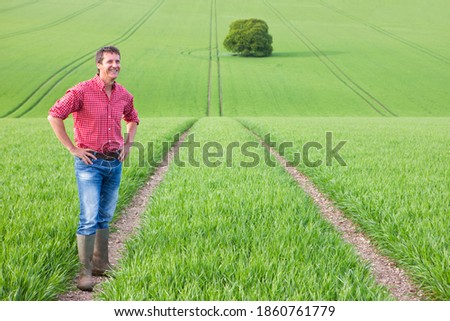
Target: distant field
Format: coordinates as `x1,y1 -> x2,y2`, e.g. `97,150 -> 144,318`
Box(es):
1,0 -> 449,117
0,0 -> 448,301
0,0 -> 210,117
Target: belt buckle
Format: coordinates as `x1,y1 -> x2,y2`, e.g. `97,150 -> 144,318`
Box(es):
95,152 -> 113,161
105,150 -> 120,160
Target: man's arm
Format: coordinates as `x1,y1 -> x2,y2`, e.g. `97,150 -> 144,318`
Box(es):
119,121 -> 138,162
47,115 -> 96,165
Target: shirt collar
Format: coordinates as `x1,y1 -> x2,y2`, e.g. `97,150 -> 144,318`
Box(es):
93,74 -> 116,91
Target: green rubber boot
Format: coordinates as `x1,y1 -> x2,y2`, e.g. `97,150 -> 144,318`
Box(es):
76,234 -> 95,291
92,228 -> 113,276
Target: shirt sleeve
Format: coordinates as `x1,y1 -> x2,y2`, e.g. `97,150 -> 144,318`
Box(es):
122,96 -> 140,125
48,86 -> 83,120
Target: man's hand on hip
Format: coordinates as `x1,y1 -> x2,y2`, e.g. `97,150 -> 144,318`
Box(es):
70,147 -> 97,165
119,143 -> 132,162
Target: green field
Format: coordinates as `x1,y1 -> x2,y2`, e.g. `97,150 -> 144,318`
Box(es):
98,117 -> 391,300
238,117 -> 449,299
1,0 -> 450,117
0,0 -> 449,301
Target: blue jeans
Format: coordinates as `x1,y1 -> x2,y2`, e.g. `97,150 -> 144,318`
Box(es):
74,157 -> 122,236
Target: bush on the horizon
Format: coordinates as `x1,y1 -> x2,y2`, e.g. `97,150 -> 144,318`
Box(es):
223,18 -> 273,57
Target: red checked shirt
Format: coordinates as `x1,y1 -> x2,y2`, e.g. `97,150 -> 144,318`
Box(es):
49,75 -> 139,152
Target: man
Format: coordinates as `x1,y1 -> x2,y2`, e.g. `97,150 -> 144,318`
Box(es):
48,46 -> 139,291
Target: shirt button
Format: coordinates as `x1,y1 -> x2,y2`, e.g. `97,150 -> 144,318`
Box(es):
108,128 -> 111,130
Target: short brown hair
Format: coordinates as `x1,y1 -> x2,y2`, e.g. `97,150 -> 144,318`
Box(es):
96,46 -> 121,64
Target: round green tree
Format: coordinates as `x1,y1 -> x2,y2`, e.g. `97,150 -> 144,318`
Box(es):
223,18 -> 273,57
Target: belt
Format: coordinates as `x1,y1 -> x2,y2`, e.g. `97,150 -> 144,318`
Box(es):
95,151 -> 120,161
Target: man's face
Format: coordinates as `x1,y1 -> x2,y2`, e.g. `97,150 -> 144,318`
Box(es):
97,52 -> 121,82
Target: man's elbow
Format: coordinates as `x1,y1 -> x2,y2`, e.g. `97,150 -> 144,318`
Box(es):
48,115 -> 62,122
48,115 -> 64,126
